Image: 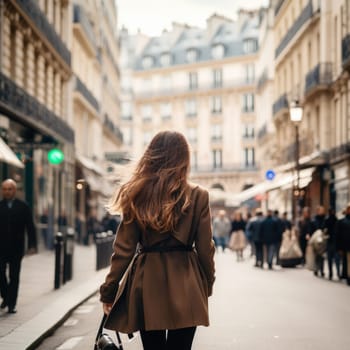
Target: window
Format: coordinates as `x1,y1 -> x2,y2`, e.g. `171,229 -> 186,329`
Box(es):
242,93 -> 255,112
161,75 -> 172,91
121,102 -> 132,120
160,53 -> 171,66
185,99 -> 197,117
187,127 -> 197,144
121,126 -> 132,145
212,149 -> 222,169
189,72 -> 198,90
186,49 -> 198,62
213,68 -> 223,88
143,131 -> 152,145
142,56 -> 154,69
243,147 -> 255,167
211,44 -> 225,59
141,105 -> 152,122
211,124 -> 222,141
243,39 -> 258,54
242,124 -> 255,139
191,151 -> 198,170
160,102 -> 171,119
211,96 -> 222,114
245,64 -> 255,83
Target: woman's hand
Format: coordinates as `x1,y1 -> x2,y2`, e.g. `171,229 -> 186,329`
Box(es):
103,302 -> 113,315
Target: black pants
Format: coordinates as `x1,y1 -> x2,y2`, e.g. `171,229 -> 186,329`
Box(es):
254,242 -> 263,267
140,327 -> 196,350
0,255 -> 22,308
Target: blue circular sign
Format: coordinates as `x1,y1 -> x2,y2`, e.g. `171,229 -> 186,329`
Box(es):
265,169 -> 276,181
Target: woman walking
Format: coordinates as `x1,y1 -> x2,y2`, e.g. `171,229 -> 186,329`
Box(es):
229,211 -> 246,261
99,131 -> 215,350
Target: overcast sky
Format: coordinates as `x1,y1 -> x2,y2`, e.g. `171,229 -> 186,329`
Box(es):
117,0 -> 270,36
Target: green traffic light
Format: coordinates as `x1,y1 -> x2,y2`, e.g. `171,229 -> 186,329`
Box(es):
48,148 -> 64,164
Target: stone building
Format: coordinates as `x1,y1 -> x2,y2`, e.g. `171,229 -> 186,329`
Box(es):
121,12 -> 265,205
72,0 -> 122,237
0,0 -> 75,243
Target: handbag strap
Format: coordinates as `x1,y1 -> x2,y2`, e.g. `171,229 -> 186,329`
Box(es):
95,313 -> 123,350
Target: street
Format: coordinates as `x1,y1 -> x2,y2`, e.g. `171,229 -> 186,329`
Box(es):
35,251 -> 350,350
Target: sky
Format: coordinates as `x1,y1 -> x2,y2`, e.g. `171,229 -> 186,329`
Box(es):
117,0 -> 270,36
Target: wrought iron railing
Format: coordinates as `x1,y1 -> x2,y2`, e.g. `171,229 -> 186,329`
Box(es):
272,93 -> 288,116
0,72 -> 74,143
305,62 -> 333,94
275,0 -> 313,58
281,136 -> 315,163
103,115 -> 123,143
191,163 -> 259,173
342,34 -> 350,69
16,0 -> 71,66
73,5 -> 97,50
75,77 -> 99,112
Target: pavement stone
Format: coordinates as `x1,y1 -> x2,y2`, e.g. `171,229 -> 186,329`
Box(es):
0,244 -> 109,350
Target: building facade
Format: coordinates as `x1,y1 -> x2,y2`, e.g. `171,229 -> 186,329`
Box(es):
0,0 -> 75,245
72,0 -> 122,238
122,12 -> 265,205
271,0 -> 350,216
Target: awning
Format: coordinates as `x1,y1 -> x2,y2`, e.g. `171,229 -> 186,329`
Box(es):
76,154 -> 104,175
235,167 -> 315,203
0,137 -> 24,168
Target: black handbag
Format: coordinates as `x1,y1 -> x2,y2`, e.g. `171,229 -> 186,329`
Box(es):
94,314 -> 123,350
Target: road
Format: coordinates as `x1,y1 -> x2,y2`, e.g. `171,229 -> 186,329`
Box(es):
35,252 -> 350,350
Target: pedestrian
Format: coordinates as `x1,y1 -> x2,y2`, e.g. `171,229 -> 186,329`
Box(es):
325,208 -> 340,280
261,209 -> 281,269
248,208 -> 264,267
298,207 -> 313,264
0,179 -> 37,314
273,210 -> 285,265
99,131 -> 215,350
212,209 -> 231,252
311,205 -> 327,277
101,212 -> 118,234
336,203 -> 350,286
230,211 -> 246,261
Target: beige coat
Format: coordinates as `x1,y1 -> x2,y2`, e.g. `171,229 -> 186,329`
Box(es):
100,184 -> 215,333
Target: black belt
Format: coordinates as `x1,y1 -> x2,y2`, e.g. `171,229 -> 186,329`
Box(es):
138,245 -> 193,254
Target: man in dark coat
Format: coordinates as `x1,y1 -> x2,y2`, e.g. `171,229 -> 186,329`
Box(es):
325,208 -> 340,280
0,179 -> 37,313
336,203 -> 350,285
247,209 -> 264,268
298,206 -> 313,264
261,209 -> 281,269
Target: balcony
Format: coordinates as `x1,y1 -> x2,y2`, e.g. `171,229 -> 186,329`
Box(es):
342,34 -> 350,70
0,72 -> 74,143
280,136 -> 314,163
73,5 -> 97,50
305,63 -> 333,96
274,0 -> 286,16
16,0 -> 71,66
191,163 -> 259,174
75,77 -> 99,112
135,77 -> 256,99
275,0 -> 314,58
273,94 -> 288,116
103,115 -> 123,144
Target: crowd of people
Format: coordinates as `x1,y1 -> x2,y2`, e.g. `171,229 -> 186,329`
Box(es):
212,203 -> 350,286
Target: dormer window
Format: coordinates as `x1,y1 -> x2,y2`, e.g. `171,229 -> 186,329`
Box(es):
186,48 -> 198,63
243,39 -> 258,54
211,44 -> 225,59
160,53 -> 171,66
142,56 -> 154,69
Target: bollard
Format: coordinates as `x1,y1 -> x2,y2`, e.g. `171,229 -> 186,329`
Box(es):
95,232 -> 114,270
54,232 -> 63,290
63,227 -> 75,283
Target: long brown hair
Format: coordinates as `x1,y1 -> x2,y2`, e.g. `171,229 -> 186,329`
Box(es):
109,131 -> 191,232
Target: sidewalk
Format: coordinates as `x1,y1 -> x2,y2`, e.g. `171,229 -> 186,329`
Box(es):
0,244 -> 109,350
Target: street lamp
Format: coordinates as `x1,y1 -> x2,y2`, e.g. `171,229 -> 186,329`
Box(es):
289,100 -> 303,221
